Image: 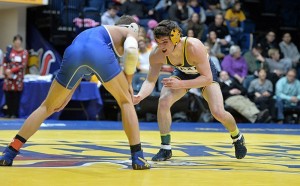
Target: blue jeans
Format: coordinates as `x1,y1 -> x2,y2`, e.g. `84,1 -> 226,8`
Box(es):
276,97 -> 300,120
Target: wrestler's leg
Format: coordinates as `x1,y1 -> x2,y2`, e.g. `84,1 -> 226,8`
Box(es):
103,72 -> 150,169
0,79 -> 81,166
157,87 -> 186,134
18,79 -> 81,139
202,83 -> 247,159
102,72 -> 140,145
152,86 -> 186,161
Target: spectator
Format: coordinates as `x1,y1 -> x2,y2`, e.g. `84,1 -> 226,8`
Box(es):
224,1 -> 246,45
208,13 -> 231,54
168,0 -> 194,33
205,0 -> 222,16
154,0 -> 173,21
3,35 -> 28,118
279,33 -> 300,68
265,48 -> 292,87
219,70 -> 269,123
101,4 -> 120,25
275,69 -> 300,123
146,19 -> 158,45
0,49 -> 3,64
259,30 -> 280,58
243,44 -> 268,75
242,44 -> 269,89
205,30 -> 224,59
137,38 -> 151,73
204,42 -> 222,73
187,29 -> 195,37
188,0 -> 206,23
0,49 -> 3,79
220,0 -> 235,12
186,12 -> 206,40
248,69 -> 275,121
120,0 -> 152,28
221,45 -> 248,84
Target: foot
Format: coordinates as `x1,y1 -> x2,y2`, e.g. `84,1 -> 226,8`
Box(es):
131,150 -> 150,170
152,149 -> 172,161
0,147 -> 18,166
232,134 -> 247,159
256,109 -> 270,123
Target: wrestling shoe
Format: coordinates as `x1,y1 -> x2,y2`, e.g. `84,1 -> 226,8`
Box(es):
131,150 -> 150,170
232,134 -> 247,159
152,149 -> 172,161
0,147 -> 18,166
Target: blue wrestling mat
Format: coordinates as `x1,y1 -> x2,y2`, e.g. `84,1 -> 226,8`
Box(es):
0,119 -> 299,135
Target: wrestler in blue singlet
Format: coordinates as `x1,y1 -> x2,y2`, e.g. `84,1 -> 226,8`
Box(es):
56,26 -> 121,89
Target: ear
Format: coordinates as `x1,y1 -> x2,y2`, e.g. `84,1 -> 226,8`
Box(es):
170,29 -> 181,45
128,23 -> 139,33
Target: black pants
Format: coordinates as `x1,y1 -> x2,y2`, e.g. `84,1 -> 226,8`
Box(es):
4,91 -> 22,117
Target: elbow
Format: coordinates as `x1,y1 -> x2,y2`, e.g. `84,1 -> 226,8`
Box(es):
125,47 -> 138,55
205,75 -> 213,86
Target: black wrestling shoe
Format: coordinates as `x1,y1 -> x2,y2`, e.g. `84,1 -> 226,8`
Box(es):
232,134 -> 247,159
152,149 -> 172,161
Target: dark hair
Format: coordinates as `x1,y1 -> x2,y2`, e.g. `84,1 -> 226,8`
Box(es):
115,15 -> 137,25
258,68 -> 266,73
108,4 -> 118,10
13,34 -> 23,42
253,43 -> 262,50
153,20 -> 182,39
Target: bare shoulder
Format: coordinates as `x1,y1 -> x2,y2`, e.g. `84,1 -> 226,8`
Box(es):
186,37 -> 206,54
149,46 -> 165,65
186,37 -> 208,65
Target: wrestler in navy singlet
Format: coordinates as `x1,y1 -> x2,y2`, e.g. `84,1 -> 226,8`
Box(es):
55,26 -> 122,89
166,37 -> 218,83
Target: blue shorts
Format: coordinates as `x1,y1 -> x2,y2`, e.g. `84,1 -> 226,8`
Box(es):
55,26 -> 121,89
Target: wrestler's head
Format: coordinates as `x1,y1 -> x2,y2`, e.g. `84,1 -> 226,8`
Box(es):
115,15 -> 137,25
115,15 -> 139,33
154,20 -> 182,55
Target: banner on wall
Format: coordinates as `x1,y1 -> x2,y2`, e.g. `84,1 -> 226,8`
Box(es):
27,23 -> 61,75
0,0 -> 48,5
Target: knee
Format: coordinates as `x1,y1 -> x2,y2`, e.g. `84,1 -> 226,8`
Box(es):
276,97 -> 283,106
158,95 -> 172,110
210,107 -> 226,121
40,102 -> 61,115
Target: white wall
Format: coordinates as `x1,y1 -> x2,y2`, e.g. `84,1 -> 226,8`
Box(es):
0,7 -> 27,52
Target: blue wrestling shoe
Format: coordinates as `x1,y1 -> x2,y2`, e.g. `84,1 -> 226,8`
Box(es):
232,134 -> 247,159
152,149 -> 172,161
131,150 -> 150,170
0,147 -> 18,166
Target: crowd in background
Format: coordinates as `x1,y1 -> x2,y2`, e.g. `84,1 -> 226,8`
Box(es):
101,0 -> 300,124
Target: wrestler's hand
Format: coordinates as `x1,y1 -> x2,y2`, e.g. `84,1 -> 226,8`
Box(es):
133,94 -> 142,105
161,78 -> 181,89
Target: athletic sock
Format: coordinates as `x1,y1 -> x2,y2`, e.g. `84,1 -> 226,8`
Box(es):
130,143 -> 142,153
8,134 -> 27,152
161,134 -> 171,150
230,128 -> 240,138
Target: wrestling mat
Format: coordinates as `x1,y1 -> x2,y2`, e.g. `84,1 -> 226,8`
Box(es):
0,120 -> 299,186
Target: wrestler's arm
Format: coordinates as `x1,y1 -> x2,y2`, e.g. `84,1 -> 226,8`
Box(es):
123,34 -> 139,85
134,48 -> 163,104
180,38 -> 213,89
